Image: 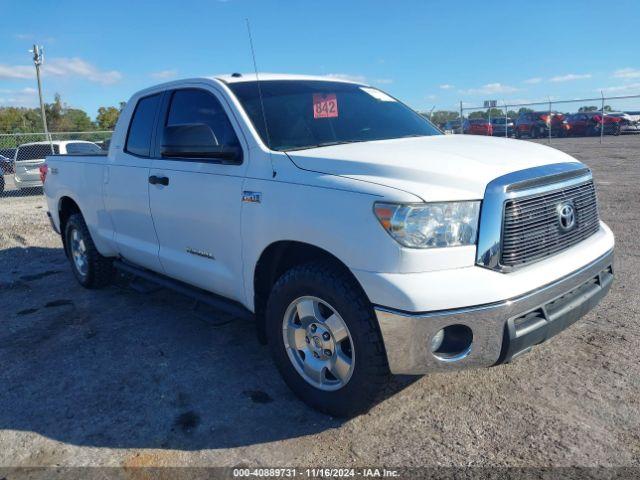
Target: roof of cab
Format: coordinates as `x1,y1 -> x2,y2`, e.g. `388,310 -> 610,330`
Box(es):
215,73 -> 367,85
129,74 -> 369,104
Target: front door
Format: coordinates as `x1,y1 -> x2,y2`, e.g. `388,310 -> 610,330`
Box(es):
148,87 -> 248,303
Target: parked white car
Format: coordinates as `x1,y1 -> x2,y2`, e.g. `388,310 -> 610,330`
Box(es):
14,140 -> 102,190
42,75 -> 614,416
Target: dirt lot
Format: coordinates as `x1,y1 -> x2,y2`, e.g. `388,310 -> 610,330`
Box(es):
0,136 -> 638,469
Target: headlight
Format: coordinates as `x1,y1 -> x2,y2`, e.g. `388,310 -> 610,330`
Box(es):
374,201 -> 480,248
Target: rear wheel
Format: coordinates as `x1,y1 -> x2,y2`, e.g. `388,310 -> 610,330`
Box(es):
266,261 -> 390,417
529,127 -> 538,138
64,213 -> 114,288
0,175 -> 4,194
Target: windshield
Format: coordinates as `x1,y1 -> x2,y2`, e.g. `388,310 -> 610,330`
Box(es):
228,80 -> 441,151
16,144 -> 59,160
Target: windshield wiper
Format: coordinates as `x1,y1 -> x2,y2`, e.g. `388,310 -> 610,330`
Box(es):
285,139 -> 368,152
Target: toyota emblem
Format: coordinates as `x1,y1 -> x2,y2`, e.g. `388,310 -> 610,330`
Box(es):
557,202 -> 576,232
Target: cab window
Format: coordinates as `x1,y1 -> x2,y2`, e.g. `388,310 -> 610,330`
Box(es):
165,89 -> 240,150
125,93 -> 162,157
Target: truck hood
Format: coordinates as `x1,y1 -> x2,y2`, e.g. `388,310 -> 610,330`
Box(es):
286,135 -> 579,201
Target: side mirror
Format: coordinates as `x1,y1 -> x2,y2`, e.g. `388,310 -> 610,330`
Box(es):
160,124 -> 242,163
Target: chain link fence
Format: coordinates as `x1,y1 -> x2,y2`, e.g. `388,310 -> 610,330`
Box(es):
429,94 -> 640,142
0,131 -> 112,197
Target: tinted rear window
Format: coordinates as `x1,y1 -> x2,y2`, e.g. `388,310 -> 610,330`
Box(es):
66,142 -> 103,155
16,144 -> 59,161
125,93 -> 162,157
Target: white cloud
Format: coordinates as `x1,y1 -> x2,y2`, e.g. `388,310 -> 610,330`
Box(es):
426,94 -> 437,100
612,68 -> 640,80
439,84 -> 454,90
372,78 -> 393,85
523,77 -> 542,84
0,87 -> 39,107
599,83 -> 640,95
151,69 -> 178,80
459,83 -> 520,95
45,58 -> 122,84
0,64 -> 33,80
0,58 -> 122,84
549,73 -> 591,83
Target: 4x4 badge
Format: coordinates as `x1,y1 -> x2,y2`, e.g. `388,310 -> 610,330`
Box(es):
242,191 -> 262,203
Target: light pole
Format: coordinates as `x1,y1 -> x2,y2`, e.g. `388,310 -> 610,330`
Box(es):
30,44 -> 53,151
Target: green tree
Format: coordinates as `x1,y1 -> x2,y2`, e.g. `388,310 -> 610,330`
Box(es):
487,108 -> 505,118
518,107 -> 534,115
96,106 -> 121,130
468,111 -> 486,119
64,108 -> 94,131
426,110 -> 459,126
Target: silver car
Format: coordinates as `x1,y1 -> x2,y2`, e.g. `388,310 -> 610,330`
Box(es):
14,141 -> 102,190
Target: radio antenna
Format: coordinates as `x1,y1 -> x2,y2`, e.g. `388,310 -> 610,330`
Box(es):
245,18 -> 276,177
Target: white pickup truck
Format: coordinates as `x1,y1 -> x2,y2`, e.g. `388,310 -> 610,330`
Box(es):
43,74 -> 614,416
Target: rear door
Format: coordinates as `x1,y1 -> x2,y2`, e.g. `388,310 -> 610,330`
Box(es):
147,86 -> 248,302
104,92 -> 164,272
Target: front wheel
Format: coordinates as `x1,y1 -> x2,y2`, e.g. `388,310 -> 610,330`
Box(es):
64,213 -> 114,288
266,261 -> 390,417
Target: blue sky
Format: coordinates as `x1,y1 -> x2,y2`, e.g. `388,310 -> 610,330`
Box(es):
2,0 -> 640,119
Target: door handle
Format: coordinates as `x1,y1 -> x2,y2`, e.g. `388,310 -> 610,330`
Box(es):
149,175 -> 169,186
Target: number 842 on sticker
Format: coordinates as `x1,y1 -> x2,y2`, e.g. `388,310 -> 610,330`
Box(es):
313,93 -> 338,118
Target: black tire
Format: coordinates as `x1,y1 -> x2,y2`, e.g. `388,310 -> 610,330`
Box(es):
0,175 -> 4,195
64,213 -> 114,288
266,261 -> 390,417
529,127 -> 538,139
515,129 -> 521,139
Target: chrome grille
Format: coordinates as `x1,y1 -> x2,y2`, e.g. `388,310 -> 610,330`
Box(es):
501,181 -> 599,267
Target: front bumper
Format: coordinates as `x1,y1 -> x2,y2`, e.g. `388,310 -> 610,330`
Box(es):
620,124 -> 640,133
375,249 -> 614,374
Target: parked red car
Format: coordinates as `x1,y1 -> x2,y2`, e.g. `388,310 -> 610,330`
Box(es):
515,111 -> 566,138
463,118 -> 493,135
564,112 -> 621,136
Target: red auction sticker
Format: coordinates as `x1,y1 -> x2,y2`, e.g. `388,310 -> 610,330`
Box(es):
313,93 -> 338,119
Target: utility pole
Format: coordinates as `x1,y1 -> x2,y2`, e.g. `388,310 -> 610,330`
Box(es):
600,90 -> 605,144
30,44 -> 53,151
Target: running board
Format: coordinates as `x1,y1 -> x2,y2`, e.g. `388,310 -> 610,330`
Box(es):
113,260 -> 253,321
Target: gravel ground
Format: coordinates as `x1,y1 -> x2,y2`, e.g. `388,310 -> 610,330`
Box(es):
0,136 -> 638,469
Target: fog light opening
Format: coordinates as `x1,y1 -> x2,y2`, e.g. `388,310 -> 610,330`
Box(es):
431,324 -> 473,362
